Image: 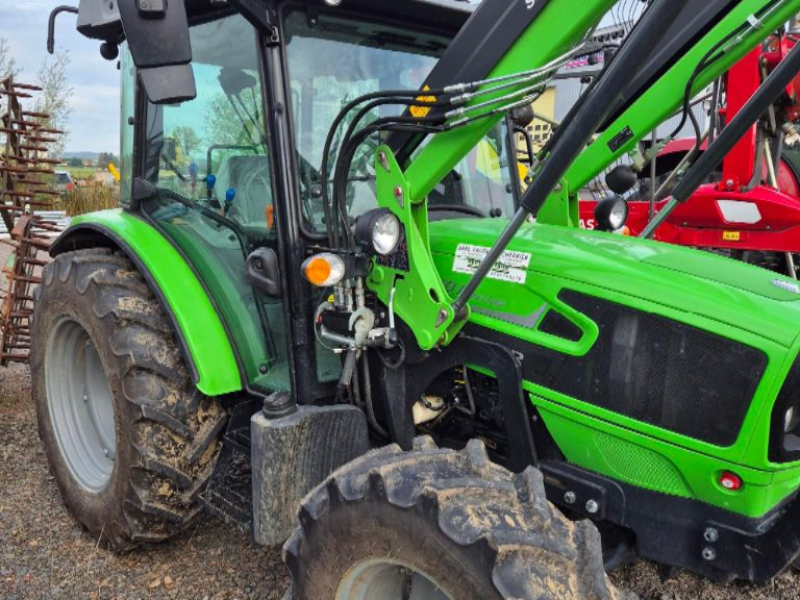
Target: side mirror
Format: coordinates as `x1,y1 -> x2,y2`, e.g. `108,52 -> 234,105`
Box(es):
116,0 -> 196,104
510,104 -> 535,129
605,165 -> 638,195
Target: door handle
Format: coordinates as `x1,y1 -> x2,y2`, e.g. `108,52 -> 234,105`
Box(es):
246,248 -> 282,297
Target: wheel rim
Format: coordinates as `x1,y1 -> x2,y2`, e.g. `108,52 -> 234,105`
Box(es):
45,317 -> 116,493
336,559 -> 454,600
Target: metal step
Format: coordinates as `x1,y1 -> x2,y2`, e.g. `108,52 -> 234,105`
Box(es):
198,399 -> 259,532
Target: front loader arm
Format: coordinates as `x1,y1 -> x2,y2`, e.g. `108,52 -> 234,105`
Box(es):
368,0 -> 800,352
540,0 -> 800,227
366,0 -> 618,350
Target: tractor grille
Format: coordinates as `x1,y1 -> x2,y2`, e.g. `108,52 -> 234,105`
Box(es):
468,291 -> 767,446
769,353 -> 800,463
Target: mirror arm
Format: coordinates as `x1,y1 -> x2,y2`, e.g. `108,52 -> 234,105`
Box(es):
48,6 -> 79,55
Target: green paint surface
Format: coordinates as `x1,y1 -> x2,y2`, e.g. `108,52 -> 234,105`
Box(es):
430,219 -> 800,517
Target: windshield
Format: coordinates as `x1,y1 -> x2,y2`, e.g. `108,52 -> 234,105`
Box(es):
283,10 -> 516,233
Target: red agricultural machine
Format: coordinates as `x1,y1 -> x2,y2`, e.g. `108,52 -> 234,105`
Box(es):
581,29 -> 800,276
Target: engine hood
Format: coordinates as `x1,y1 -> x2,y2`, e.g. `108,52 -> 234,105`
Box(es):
428,219 -> 800,348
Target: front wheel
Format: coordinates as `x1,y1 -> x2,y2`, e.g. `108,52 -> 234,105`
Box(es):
284,438 -> 630,600
31,248 -> 227,550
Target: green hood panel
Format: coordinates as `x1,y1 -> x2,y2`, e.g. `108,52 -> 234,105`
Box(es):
429,220 -> 800,348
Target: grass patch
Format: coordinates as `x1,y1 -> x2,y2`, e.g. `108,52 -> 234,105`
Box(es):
62,186 -> 119,217
63,167 -> 101,181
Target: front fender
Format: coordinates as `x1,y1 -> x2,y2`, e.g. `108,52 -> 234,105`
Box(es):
51,209 -> 242,396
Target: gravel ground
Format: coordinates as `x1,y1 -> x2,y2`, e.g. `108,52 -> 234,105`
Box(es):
0,364 -> 289,599
1,244 -> 800,600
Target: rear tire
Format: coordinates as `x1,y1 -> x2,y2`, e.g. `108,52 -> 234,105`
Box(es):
31,248 -> 227,550
284,437 -> 631,600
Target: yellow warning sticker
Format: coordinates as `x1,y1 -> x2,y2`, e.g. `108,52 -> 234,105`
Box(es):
410,86 -> 436,119
722,231 -> 741,241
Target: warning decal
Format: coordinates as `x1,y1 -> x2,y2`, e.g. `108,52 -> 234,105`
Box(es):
452,244 -> 531,285
410,85 -> 436,119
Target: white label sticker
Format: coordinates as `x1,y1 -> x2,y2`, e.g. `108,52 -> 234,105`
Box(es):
452,244 -> 531,285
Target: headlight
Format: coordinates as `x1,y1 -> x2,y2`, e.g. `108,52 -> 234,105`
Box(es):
355,209 -> 402,255
302,253 -> 346,287
594,196 -> 629,232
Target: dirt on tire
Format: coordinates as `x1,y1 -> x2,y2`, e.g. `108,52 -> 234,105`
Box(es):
286,437 -> 630,600
30,248 -> 228,551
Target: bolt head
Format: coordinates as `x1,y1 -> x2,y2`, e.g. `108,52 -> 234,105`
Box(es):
585,499 -> 600,514
702,547 -> 717,561
563,491 -> 577,504
703,527 -> 719,543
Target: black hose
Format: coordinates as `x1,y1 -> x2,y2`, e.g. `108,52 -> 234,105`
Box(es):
323,96 -> 449,246
331,120 -> 447,250
673,40 -> 800,202
318,89 -> 446,245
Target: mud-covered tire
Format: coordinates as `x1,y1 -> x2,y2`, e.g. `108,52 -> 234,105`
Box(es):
284,437 -> 632,600
31,248 -> 227,551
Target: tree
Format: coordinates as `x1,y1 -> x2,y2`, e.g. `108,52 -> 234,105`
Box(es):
97,152 -> 119,168
34,51 -> 73,159
0,38 -> 19,80
172,126 -> 201,162
67,157 -> 83,168
205,91 -> 263,148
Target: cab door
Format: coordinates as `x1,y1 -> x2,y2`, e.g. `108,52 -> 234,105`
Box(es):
133,12 -> 296,395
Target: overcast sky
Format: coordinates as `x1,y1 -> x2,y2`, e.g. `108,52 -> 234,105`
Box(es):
0,2 -> 629,155
1,0 -> 120,154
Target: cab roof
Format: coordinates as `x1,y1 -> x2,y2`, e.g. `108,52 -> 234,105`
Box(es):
78,0 -> 475,46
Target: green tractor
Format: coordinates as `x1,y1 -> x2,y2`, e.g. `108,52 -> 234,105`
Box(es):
36,0 -> 800,596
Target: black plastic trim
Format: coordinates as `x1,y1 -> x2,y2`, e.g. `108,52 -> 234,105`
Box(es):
542,461 -> 800,582
769,352 -> 800,463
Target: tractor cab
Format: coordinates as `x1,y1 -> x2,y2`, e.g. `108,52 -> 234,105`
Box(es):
81,0 -> 519,398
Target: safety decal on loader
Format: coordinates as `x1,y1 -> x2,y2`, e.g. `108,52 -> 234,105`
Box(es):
453,244 -> 532,284
410,86 -> 436,118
